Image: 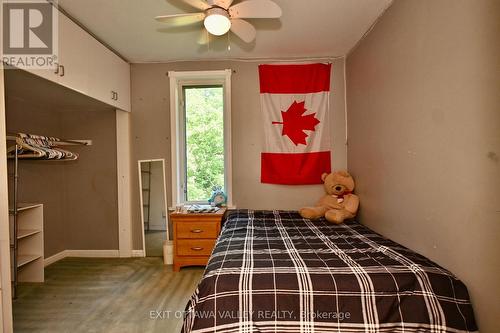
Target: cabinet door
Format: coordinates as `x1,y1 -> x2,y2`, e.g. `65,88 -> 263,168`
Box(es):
87,38 -> 120,108
24,67 -> 59,84
57,13 -> 91,95
111,55 -> 131,112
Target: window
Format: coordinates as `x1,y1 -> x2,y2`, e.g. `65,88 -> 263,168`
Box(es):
169,70 -> 232,206
183,85 -> 224,202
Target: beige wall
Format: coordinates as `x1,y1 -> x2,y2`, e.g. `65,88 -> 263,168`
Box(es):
7,95 -> 66,257
346,1 -> 500,332
5,71 -> 119,257
131,59 -> 347,249
59,110 -> 119,252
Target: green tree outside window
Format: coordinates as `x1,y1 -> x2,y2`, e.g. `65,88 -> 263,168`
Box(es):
184,86 -> 225,202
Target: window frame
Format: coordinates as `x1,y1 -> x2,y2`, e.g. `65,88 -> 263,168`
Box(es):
168,70 -> 232,207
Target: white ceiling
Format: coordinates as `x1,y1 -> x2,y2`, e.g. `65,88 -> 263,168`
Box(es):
57,0 -> 392,63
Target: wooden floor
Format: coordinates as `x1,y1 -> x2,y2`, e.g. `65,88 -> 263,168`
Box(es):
145,231 -> 166,257
13,257 -> 204,333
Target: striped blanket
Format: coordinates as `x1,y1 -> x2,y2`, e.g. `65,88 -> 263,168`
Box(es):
183,210 -> 477,333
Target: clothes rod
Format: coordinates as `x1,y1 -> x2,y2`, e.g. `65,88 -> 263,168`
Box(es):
6,135 -> 92,146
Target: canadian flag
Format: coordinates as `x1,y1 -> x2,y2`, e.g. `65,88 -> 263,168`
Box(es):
259,63 -> 332,184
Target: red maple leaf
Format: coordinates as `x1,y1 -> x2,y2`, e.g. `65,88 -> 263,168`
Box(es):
272,101 -> 320,146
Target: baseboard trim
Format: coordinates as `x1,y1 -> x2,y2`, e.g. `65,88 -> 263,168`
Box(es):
44,250 -> 67,267
44,249 -> 121,266
65,250 -> 120,258
131,250 -> 145,257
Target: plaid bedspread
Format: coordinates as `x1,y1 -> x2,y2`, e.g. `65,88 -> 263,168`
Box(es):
183,210 -> 477,333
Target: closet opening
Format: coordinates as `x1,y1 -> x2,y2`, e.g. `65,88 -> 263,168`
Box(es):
4,68 -> 119,328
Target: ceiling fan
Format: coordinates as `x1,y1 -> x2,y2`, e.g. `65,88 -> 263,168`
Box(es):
155,0 -> 282,43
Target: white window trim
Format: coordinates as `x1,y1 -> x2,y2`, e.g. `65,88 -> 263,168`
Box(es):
168,69 -> 233,207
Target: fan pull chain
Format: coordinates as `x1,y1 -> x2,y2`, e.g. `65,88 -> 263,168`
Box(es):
207,29 -> 210,51
227,32 -> 231,51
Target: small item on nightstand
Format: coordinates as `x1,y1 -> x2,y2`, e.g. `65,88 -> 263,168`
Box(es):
175,205 -> 183,213
208,186 -> 227,207
187,205 -> 217,213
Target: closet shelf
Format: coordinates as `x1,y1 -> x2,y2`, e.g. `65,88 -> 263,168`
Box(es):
17,255 -> 42,268
17,229 -> 42,240
9,203 -> 43,214
7,200 -> 44,292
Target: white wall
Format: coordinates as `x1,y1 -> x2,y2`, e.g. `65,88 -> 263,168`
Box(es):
130,59 -> 347,249
346,1 -> 500,331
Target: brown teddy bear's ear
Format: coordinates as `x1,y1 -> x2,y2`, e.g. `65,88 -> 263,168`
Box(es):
321,173 -> 329,182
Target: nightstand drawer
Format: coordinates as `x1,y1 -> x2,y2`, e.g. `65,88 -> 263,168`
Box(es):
177,239 -> 216,256
170,208 -> 226,271
177,221 -> 219,239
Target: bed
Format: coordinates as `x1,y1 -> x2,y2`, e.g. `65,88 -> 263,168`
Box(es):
183,210 -> 477,333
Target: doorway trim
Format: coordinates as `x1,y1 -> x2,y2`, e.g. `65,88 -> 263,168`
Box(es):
137,158 -> 169,257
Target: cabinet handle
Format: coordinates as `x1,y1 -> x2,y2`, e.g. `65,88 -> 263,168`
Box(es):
111,91 -> 116,100
59,65 -> 65,77
115,91 -> 118,101
191,247 -> 204,251
190,229 -> 203,233
54,64 -> 59,75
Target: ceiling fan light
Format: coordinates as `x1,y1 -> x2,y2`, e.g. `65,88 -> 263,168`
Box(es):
204,8 -> 231,36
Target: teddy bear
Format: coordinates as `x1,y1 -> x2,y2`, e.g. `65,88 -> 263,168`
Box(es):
299,170 -> 359,224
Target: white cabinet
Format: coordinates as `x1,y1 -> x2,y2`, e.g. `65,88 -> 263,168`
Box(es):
87,39 -> 131,112
24,57 -> 58,83
111,55 -> 131,112
57,13 -> 92,95
24,13 -> 90,92
24,67 -> 58,83
24,12 -> 130,111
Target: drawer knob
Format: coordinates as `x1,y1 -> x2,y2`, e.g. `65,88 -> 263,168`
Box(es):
191,247 -> 204,251
190,229 -> 203,233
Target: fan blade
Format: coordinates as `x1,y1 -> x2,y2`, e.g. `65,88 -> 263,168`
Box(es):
230,19 -> 256,43
155,13 -> 205,26
180,0 -> 211,11
229,0 -> 282,19
212,0 -> 234,9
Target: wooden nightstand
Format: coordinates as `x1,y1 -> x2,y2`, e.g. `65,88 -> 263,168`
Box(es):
170,208 -> 226,272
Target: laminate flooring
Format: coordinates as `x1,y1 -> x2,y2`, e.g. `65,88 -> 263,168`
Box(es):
13,257 -> 204,333
145,231 -> 166,257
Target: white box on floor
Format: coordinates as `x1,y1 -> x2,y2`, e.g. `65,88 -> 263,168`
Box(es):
163,240 -> 173,265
